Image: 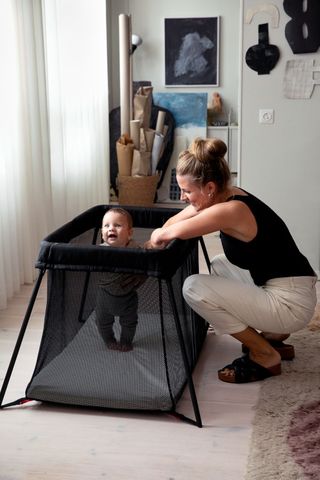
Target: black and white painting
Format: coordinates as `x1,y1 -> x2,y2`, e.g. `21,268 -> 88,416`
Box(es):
165,17 -> 220,87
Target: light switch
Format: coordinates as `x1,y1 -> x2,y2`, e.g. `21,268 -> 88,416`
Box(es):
259,109 -> 274,124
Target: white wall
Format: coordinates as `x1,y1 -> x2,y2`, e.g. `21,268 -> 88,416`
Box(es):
240,0 -> 320,273
108,0 -> 320,273
109,0 -> 241,124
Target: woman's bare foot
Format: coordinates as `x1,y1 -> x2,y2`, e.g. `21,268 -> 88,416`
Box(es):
218,354 -> 281,383
249,348 -> 281,370
261,332 -> 290,342
232,327 -> 281,369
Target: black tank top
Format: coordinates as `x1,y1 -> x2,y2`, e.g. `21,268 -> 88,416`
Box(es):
220,190 -> 315,286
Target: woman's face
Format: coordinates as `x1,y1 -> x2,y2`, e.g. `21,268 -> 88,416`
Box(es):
176,174 -> 214,211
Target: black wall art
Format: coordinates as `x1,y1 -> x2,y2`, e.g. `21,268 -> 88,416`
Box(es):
165,17 -> 220,86
284,0 -> 320,54
246,23 -> 280,75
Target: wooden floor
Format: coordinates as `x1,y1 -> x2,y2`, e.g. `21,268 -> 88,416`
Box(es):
0,234 -> 260,480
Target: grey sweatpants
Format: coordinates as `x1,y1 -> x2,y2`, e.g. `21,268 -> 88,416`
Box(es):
95,287 -> 138,345
183,254 -> 317,335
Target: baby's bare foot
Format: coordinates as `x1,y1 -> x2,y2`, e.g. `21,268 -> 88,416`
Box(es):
106,340 -> 119,350
118,343 -> 133,352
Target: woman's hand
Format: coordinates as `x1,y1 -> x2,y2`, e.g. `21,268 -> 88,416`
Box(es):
146,228 -> 169,249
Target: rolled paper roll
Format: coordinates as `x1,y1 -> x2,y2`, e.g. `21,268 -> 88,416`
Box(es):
119,14 -> 131,135
145,128 -> 155,152
139,128 -> 147,152
116,138 -> 134,176
130,120 -> 140,150
131,149 -> 151,176
155,110 -> 166,134
162,124 -> 169,138
151,132 -> 164,174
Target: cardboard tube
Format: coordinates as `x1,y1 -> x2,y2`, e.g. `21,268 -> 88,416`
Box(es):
116,140 -> 134,176
145,129 -> 155,152
119,14 -> 130,135
151,132 -> 164,174
155,110 -> 166,134
129,15 -> 133,121
162,125 -> 169,138
130,120 -> 140,150
131,149 -> 151,176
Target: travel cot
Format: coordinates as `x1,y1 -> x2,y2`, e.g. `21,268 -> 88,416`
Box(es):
0,205 -> 210,427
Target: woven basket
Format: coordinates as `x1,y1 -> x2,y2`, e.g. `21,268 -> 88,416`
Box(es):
117,175 -> 159,206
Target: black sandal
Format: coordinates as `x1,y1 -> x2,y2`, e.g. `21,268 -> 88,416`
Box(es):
218,354 -> 281,384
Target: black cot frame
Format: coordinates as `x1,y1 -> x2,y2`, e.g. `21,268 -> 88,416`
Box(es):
0,205 -> 211,427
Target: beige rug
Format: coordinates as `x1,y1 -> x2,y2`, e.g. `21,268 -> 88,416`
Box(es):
245,310 -> 320,480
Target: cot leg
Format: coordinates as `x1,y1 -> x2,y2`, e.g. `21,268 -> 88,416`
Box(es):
199,236 -> 211,273
78,272 -> 91,323
166,280 -> 202,428
78,226 -> 100,322
0,269 -> 46,407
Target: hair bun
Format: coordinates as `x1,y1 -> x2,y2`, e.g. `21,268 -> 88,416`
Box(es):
209,138 -> 227,158
177,136 -> 230,192
190,137 -> 227,162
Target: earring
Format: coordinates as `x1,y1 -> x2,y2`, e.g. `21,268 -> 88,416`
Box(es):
208,192 -> 213,198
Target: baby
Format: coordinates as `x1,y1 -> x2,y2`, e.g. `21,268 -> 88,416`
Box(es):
95,208 -> 145,351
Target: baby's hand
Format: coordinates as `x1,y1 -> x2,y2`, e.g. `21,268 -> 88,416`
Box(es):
144,239 -> 166,250
144,229 -> 167,250
150,228 -> 168,249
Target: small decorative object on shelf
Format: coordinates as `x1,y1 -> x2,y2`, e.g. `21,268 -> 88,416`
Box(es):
207,92 -> 228,126
212,92 -> 222,113
212,120 -> 228,126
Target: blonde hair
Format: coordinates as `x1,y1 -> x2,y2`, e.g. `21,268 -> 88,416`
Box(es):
177,137 -> 230,192
102,208 -> 133,229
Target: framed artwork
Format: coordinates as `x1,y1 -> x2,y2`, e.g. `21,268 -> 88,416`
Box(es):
165,17 -> 220,87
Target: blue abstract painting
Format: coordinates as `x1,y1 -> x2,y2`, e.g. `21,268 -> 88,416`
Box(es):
153,92 -> 208,128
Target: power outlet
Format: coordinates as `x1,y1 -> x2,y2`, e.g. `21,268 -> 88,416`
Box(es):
259,109 -> 274,124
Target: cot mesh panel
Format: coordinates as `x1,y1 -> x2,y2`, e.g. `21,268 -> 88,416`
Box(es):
25,205 -> 208,412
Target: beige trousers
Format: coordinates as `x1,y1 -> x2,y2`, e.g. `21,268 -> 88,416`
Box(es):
183,254 -> 317,335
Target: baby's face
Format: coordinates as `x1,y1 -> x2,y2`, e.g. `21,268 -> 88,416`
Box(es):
101,211 -> 132,247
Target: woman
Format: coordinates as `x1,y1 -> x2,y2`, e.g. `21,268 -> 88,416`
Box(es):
149,138 -> 317,383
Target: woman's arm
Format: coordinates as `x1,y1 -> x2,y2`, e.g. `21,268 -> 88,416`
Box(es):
151,203 -> 225,247
162,204 -> 198,227
150,201 -> 256,248
145,205 -> 198,249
